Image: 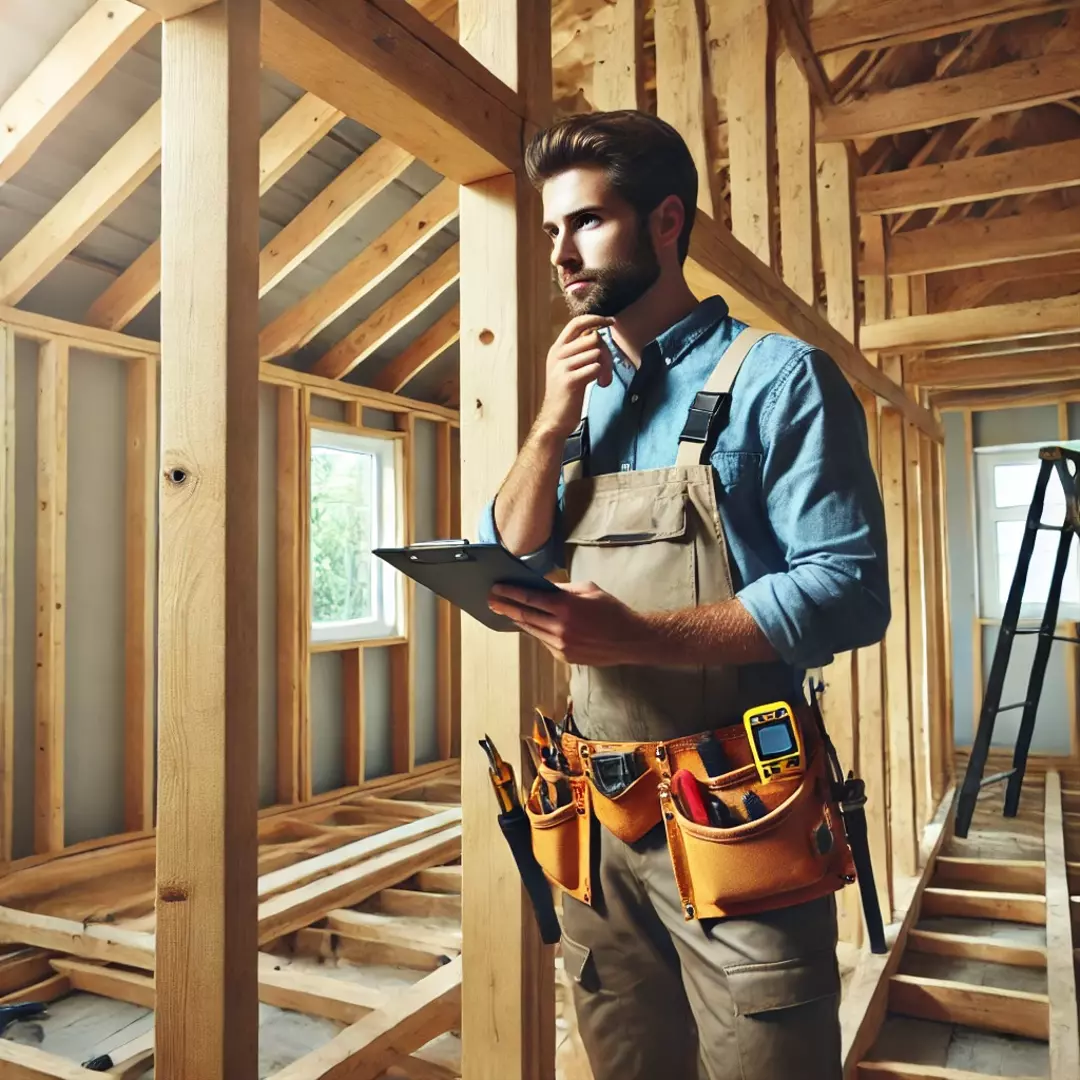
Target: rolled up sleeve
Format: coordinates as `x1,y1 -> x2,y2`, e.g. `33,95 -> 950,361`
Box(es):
476,495 -> 564,576
736,348 -> 891,669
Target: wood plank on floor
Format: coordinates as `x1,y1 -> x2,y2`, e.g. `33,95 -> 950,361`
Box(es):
907,928 -> 1047,969
888,974 -> 1049,1040
920,887 -> 1046,926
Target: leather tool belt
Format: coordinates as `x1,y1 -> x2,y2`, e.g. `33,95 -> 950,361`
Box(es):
524,705 -> 856,920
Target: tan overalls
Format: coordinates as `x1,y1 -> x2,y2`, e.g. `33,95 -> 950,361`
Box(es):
547,328 -> 845,1080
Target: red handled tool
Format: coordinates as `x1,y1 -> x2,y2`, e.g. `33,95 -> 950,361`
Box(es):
671,769 -> 711,825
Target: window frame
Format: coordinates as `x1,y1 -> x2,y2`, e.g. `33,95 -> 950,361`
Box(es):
308,424 -> 405,645
974,441 -> 1079,623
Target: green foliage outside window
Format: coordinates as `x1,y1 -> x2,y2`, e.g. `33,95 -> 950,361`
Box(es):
310,445 -> 374,625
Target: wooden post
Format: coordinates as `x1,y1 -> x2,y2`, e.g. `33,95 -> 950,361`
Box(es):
905,414 -> 930,829
0,324 -> 13,864
591,0 -> 645,112
276,385 -> 302,804
436,421 -> 454,761
35,338 -> 68,855
124,354 -> 157,833
342,646 -> 364,786
458,0 -> 553,1074
776,47 -> 817,305
155,1 -> 260,1077
391,412 -> 416,775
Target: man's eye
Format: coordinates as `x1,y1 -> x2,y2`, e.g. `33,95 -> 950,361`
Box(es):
576,214 -> 599,229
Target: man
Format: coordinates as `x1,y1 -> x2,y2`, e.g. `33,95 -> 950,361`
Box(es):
478,110 -> 889,1080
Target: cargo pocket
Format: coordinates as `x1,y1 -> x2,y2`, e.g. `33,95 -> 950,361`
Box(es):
525,773 -> 593,905
662,756 -> 845,918
725,952 -> 842,1080
559,927 -> 593,987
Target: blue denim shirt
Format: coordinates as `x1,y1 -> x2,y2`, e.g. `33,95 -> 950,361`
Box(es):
478,295 -> 890,699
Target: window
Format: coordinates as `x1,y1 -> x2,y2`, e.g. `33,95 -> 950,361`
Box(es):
309,427 -> 403,643
975,444 -> 1079,621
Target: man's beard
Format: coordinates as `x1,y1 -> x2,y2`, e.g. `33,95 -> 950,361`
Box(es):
560,226 -> 661,317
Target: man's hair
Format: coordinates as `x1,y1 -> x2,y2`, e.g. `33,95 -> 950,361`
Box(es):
524,110 -> 698,263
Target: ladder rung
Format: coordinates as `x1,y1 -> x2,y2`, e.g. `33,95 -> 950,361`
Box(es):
995,702 -> 1027,713
1014,629 -> 1080,644
979,769 -> 1016,787
1035,523 -> 1067,532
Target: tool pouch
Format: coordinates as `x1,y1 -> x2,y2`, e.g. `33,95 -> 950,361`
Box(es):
659,748 -> 854,920
580,744 -> 662,844
524,766 -> 593,905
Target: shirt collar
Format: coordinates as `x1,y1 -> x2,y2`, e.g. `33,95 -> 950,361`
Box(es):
600,295 -> 730,370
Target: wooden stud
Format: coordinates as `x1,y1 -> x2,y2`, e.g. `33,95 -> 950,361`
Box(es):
772,0 -> 834,106
86,92 -> 343,333
436,422 -> 454,760
0,1 -> 158,186
1045,771 -> 1080,1078
817,142 -> 858,344
154,3 -> 261,1077
0,325 -> 13,864
905,424 -> 930,829
261,0 -> 523,185
725,0 -> 776,264
819,53 -> 1080,142
590,0 -> 646,111
260,139 -> 414,297
277,386 -> 302,805
314,244 -> 460,379
654,0 -> 721,218
260,180 -> 459,361
0,1039 -> 113,1079
775,48 -> 817,305
342,647 -> 364,786
123,355 -> 156,833
391,412 -> 416,776
35,340 -> 68,856
299,389 -> 313,803
0,101 -> 162,306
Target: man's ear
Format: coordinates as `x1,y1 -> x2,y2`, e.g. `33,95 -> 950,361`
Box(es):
650,194 -> 686,255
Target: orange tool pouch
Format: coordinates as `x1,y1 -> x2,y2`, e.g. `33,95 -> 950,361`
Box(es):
526,706 -> 855,920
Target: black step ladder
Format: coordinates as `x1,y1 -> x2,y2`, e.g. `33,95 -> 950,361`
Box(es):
955,444 -> 1080,839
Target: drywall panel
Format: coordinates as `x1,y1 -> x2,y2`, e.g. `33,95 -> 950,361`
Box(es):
310,395 -> 346,423
258,384 -> 278,807
973,406 -> 1058,449
13,339 -> 38,859
311,651 -> 345,794
945,412 -> 977,748
412,420 -> 438,765
64,351 -> 127,845
364,647 -> 393,779
363,408 -> 397,431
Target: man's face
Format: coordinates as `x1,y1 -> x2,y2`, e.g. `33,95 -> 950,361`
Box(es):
541,166 -> 661,318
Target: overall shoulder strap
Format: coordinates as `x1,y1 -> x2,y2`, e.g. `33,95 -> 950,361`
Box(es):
560,379 -> 596,485
675,326 -> 769,467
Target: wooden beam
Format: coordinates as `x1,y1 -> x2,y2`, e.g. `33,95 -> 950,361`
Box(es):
50,957 -> 154,1008
35,340 -> 67,856
314,244 -> 459,379
269,957 -> 461,1080
155,3 -> 260,1078
458,0 -> 555,1074
920,886 -> 1047,924
905,425 -> 930,829
0,326 -> 13,864
877,206 -> 1080,277
0,1041 -> 110,1080
0,307 -> 156,359
935,376 -> 1080,410
0,905 -> 156,969
908,928 -> 1047,968
862,295 -> 1080,351
654,0 -> 720,219
818,53 -> 1080,142
0,101 -> 162,305
686,213 -> 943,439
776,48 -> 818,305
810,0 -> 1080,54
85,91 -> 342,333
123,355 -> 156,833
0,1 -> 158,186
1045,771 -> 1080,1079
342,647 -> 364,786
277,386 -> 302,804
933,855 -> 1044,892
907,348 -> 1080,388
435,421 -> 454,760
888,973 -> 1049,1040
774,0 -> 833,106
374,307 -> 460,394
858,139 -> 1080,215
929,252 -> 1080,311
132,0 -> 221,16
725,0 -> 776,263
590,0 -> 646,111
260,139 -> 414,296
261,0 -> 524,185
260,180 -> 458,360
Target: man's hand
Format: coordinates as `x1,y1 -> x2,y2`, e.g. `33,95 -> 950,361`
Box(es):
488,580 -> 650,666
535,315 -> 615,440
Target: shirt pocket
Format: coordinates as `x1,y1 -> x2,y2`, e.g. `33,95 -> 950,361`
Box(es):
712,450 -> 762,499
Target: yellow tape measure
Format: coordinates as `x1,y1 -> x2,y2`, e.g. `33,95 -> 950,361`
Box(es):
742,700 -> 804,784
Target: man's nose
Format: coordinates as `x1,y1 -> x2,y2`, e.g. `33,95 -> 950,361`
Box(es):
550,233 -> 580,272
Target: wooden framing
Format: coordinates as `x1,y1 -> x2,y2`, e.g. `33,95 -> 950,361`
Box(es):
154,3 -> 261,1075
0,326 -> 13,866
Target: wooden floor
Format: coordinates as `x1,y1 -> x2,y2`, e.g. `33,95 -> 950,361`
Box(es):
0,758 -> 1076,1080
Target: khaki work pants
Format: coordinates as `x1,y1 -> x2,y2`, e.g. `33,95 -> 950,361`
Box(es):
561,822 -> 844,1080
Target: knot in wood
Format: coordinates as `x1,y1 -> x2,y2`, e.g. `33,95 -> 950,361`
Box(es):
158,884 -> 188,903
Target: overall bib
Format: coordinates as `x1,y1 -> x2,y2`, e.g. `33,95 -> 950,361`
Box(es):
542,328 -> 846,1080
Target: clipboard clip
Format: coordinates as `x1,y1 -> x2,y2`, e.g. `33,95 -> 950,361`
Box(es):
404,539 -> 475,564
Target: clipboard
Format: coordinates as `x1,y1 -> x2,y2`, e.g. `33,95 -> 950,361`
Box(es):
373,540 -> 560,632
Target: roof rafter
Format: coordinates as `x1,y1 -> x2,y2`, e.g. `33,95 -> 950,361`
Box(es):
373,306 -> 460,394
